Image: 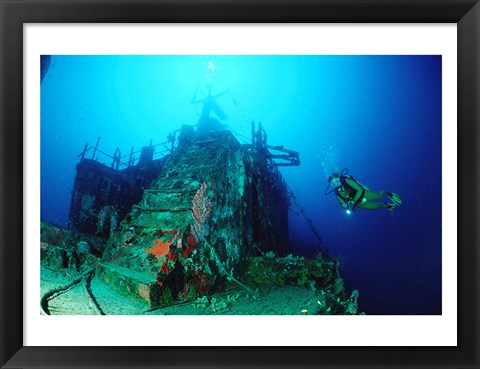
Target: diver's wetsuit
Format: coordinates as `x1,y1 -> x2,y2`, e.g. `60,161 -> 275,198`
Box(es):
334,176 -> 366,210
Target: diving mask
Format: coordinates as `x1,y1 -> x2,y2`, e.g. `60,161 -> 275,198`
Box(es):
330,176 -> 341,189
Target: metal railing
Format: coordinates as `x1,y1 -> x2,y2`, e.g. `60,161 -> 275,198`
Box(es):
78,130 -> 180,170
78,121 -> 300,171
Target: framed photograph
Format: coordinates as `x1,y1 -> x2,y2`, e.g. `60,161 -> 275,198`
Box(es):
1,1 -> 479,368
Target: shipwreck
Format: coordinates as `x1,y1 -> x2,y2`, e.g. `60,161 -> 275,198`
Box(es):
40,87 -> 360,314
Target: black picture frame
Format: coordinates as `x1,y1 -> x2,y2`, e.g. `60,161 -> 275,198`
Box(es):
1,1 -> 479,368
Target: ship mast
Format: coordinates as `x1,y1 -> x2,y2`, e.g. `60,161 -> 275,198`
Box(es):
191,84 -> 230,124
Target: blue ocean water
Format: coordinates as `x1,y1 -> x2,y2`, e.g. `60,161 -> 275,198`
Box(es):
41,55 -> 442,315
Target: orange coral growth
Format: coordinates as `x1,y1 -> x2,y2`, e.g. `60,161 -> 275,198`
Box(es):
159,249 -> 179,274
181,235 -> 196,259
167,249 -> 178,262
159,262 -> 170,274
144,229 -> 179,258
187,234 -> 196,247
145,238 -> 171,258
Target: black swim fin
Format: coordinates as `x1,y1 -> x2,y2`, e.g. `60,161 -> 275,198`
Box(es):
386,192 -> 402,206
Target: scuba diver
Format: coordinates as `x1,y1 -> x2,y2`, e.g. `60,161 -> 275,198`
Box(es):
325,168 -> 402,214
